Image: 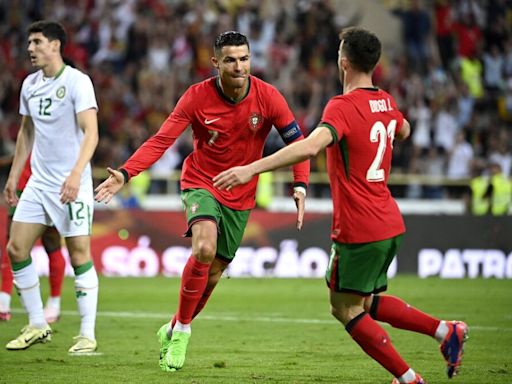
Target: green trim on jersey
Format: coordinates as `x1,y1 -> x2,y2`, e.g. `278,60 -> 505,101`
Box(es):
319,123 -> 338,144
325,234 -> 403,295
318,123 -> 350,180
339,137 -> 350,180
181,188 -> 250,262
215,76 -> 251,104
54,64 -> 67,79
87,203 -> 92,236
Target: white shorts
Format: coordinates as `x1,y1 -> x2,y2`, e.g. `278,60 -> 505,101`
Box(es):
13,185 -> 94,237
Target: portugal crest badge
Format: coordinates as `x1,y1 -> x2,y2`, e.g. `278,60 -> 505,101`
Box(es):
249,113 -> 263,131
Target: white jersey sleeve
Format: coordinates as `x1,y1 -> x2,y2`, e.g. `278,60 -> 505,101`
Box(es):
71,72 -> 98,113
19,74 -> 33,116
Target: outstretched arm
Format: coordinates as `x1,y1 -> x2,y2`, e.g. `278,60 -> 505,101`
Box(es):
214,126 -> 333,197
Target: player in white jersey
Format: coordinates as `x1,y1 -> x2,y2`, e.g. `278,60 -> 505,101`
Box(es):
3,21 -> 99,353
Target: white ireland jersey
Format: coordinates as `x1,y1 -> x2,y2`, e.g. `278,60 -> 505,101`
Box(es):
19,65 -> 98,192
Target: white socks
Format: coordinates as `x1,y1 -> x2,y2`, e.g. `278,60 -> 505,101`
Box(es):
398,368 -> 417,383
46,296 -> 61,311
74,265 -> 98,340
0,291 -> 11,311
174,320 -> 192,334
13,260 -> 47,328
435,320 -> 449,343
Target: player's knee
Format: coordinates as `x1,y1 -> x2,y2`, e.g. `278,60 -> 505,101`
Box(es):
331,305 -> 344,323
6,240 -> 27,263
193,241 -> 216,262
330,305 -> 348,325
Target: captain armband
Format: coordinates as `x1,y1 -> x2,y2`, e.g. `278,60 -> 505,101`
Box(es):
278,121 -> 302,144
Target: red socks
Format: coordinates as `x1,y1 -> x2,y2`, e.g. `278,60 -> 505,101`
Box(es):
170,287 -> 214,329
370,295 -> 440,337
176,256 -> 210,324
347,312 -> 409,378
47,249 -> 65,297
1,248 -> 13,294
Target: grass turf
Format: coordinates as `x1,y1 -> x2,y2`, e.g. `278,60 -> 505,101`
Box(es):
0,276 -> 511,383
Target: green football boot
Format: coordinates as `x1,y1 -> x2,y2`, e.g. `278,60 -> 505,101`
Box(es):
165,330 -> 191,370
156,323 -> 173,371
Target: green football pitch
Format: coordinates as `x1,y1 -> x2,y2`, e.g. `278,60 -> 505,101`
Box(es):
0,276 -> 511,383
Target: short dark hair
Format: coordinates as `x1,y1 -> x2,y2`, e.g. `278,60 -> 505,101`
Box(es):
214,31 -> 249,56
339,27 -> 381,73
27,21 -> 67,54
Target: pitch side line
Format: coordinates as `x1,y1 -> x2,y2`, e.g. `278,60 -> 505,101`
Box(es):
10,309 -> 512,332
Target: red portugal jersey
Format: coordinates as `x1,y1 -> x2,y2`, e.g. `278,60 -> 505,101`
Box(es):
17,156 -> 32,190
320,88 -> 405,244
122,76 -> 309,210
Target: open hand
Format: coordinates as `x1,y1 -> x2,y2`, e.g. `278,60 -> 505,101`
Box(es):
94,167 -> 125,203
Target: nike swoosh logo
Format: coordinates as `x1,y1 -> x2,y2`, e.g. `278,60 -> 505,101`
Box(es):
204,118 -> 221,125
183,287 -> 199,293
24,330 -> 49,343
24,336 -> 36,343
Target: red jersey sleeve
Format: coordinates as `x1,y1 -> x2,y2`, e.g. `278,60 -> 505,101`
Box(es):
320,97 -> 350,143
389,97 -> 405,135
121,91 -> 192,178
268,87 -> 310,187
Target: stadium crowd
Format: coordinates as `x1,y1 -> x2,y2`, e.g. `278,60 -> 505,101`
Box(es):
0,0 -> 511,200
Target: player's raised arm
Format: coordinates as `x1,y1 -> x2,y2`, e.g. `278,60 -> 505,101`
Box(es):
4,116 -> 34,207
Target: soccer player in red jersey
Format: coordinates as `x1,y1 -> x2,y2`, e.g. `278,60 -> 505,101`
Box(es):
1,156 -> 66,323
95,31 -> 310,371
214,27 -> 468,383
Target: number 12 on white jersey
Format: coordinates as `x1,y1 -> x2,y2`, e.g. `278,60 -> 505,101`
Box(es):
366,120 -> 397,182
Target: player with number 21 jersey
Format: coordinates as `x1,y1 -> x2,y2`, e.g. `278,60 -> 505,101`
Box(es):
321,88 -> 405,244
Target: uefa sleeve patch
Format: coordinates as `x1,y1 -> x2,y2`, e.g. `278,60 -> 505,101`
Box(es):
278,121 -> 302,144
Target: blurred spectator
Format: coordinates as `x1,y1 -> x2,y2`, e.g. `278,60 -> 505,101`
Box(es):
393,0 -> 432,74
433,98 -> 459,152
0,0 -> 511,200
434,0 -> 456,69
488,130 -> 512,177
459,52 -> 484,99
447,130 -> 474,180
482,44 -> 505,97
466,159 -> 489,215
488,161 -> 512,215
